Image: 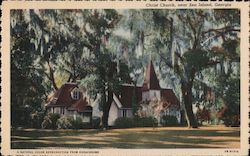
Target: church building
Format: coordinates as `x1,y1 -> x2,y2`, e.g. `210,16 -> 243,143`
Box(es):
46,61 -> 181,126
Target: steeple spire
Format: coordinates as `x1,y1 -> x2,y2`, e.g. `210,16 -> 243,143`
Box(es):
142,60 -> 161,91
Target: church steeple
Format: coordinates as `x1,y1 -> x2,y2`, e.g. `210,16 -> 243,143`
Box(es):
142,60 -> 161,91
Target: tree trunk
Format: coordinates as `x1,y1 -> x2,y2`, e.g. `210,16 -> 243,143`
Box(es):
132,81 -> 138,116
182,83 -> 198,128
47,61 -> 58,90
102,90 -> 113,129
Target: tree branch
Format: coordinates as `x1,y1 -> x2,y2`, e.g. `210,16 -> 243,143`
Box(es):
205,60 -> 221,67
47,61 -> 58,90
202,27 -> 240,35
156,50 -> 173,69
175,52 -> 184,62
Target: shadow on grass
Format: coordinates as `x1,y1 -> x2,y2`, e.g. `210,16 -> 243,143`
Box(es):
11,127 -> 240,149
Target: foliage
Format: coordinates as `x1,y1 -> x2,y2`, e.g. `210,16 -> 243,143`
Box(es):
56,116 -> 73,129
195,107 -> 211,125
67,116 -> 92,129
56,115 -> 92,129
10,9 -> 125,128
137,99 -> 164,124
11,9 -> 240,129
161,115 -> 178,127
222,77 -> 240,114
41,113 -> 60,129
31,111 -> 45,128
216,69 -> 240,126
216,75 -> 240,127
114,117 -> 158,128
11,10 -> 48,128
135,116 -> 158,127
78,10 -> 131,128
92,116 -> 101,129
69,116 -> 84,129
183,49 -> 210,71
217,107 -> 240,127
149,9 -> 240,128
114,117 -> 135,128
41,117 -> 51,129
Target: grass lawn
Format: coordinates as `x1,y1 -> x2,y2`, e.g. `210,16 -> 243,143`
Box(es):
11,126 -> 240,149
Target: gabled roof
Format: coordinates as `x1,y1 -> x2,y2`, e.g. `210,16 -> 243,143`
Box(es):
46,83 -> 92,112
119,85 -> 142,108
113,94 -> 123,109
70,97 -> 92,112
115,61 -> 180,109
117,85 -> 180,109
161,89 -> 180,108
142,60 -> 161,91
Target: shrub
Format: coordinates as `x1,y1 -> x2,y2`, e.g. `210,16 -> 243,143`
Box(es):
196,107 -> 211,125
41,113 -> 60,129
41,116 -> 52,129
220,115 -> 240,127
161,115 -> 178,126
31,111 -> 45,128
114,117 -> 158,128
92,116 -> 101,129
70,116 -> 84,129
135,116 -> 158,127
133,117 -> 144,127
114,117 -> 135,128
56,116 -> 72,129
231,115 -> 240,127
217,107 -> 240,127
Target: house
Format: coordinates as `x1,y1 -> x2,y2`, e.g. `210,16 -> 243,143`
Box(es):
107,61 -> 181,126
46,61 -> 181,127
46,83 -> 93,123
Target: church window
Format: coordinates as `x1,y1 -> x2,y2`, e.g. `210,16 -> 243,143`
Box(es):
122,110 -> 127,117
72,89 -> 80,100
60,107 -> 65,114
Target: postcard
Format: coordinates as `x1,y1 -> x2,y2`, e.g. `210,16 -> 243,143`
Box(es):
1,1 -> 249,156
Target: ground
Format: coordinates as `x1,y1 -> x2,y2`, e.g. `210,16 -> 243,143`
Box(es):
11,126 -> 240,149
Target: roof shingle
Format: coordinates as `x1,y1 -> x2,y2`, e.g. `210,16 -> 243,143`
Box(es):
47,83 -> 91,112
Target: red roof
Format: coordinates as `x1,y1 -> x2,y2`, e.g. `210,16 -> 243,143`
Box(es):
118,86 -> 180,109
47,83 -> 92,112
70,97 -> 92,112
142,61 -> 161,91
161,89 -> 180,108
117,61 -> 180,109
119,85 -> 142,108
47,62 -> 179,112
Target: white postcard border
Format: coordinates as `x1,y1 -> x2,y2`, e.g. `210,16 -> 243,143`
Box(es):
1,1 -> 249,156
